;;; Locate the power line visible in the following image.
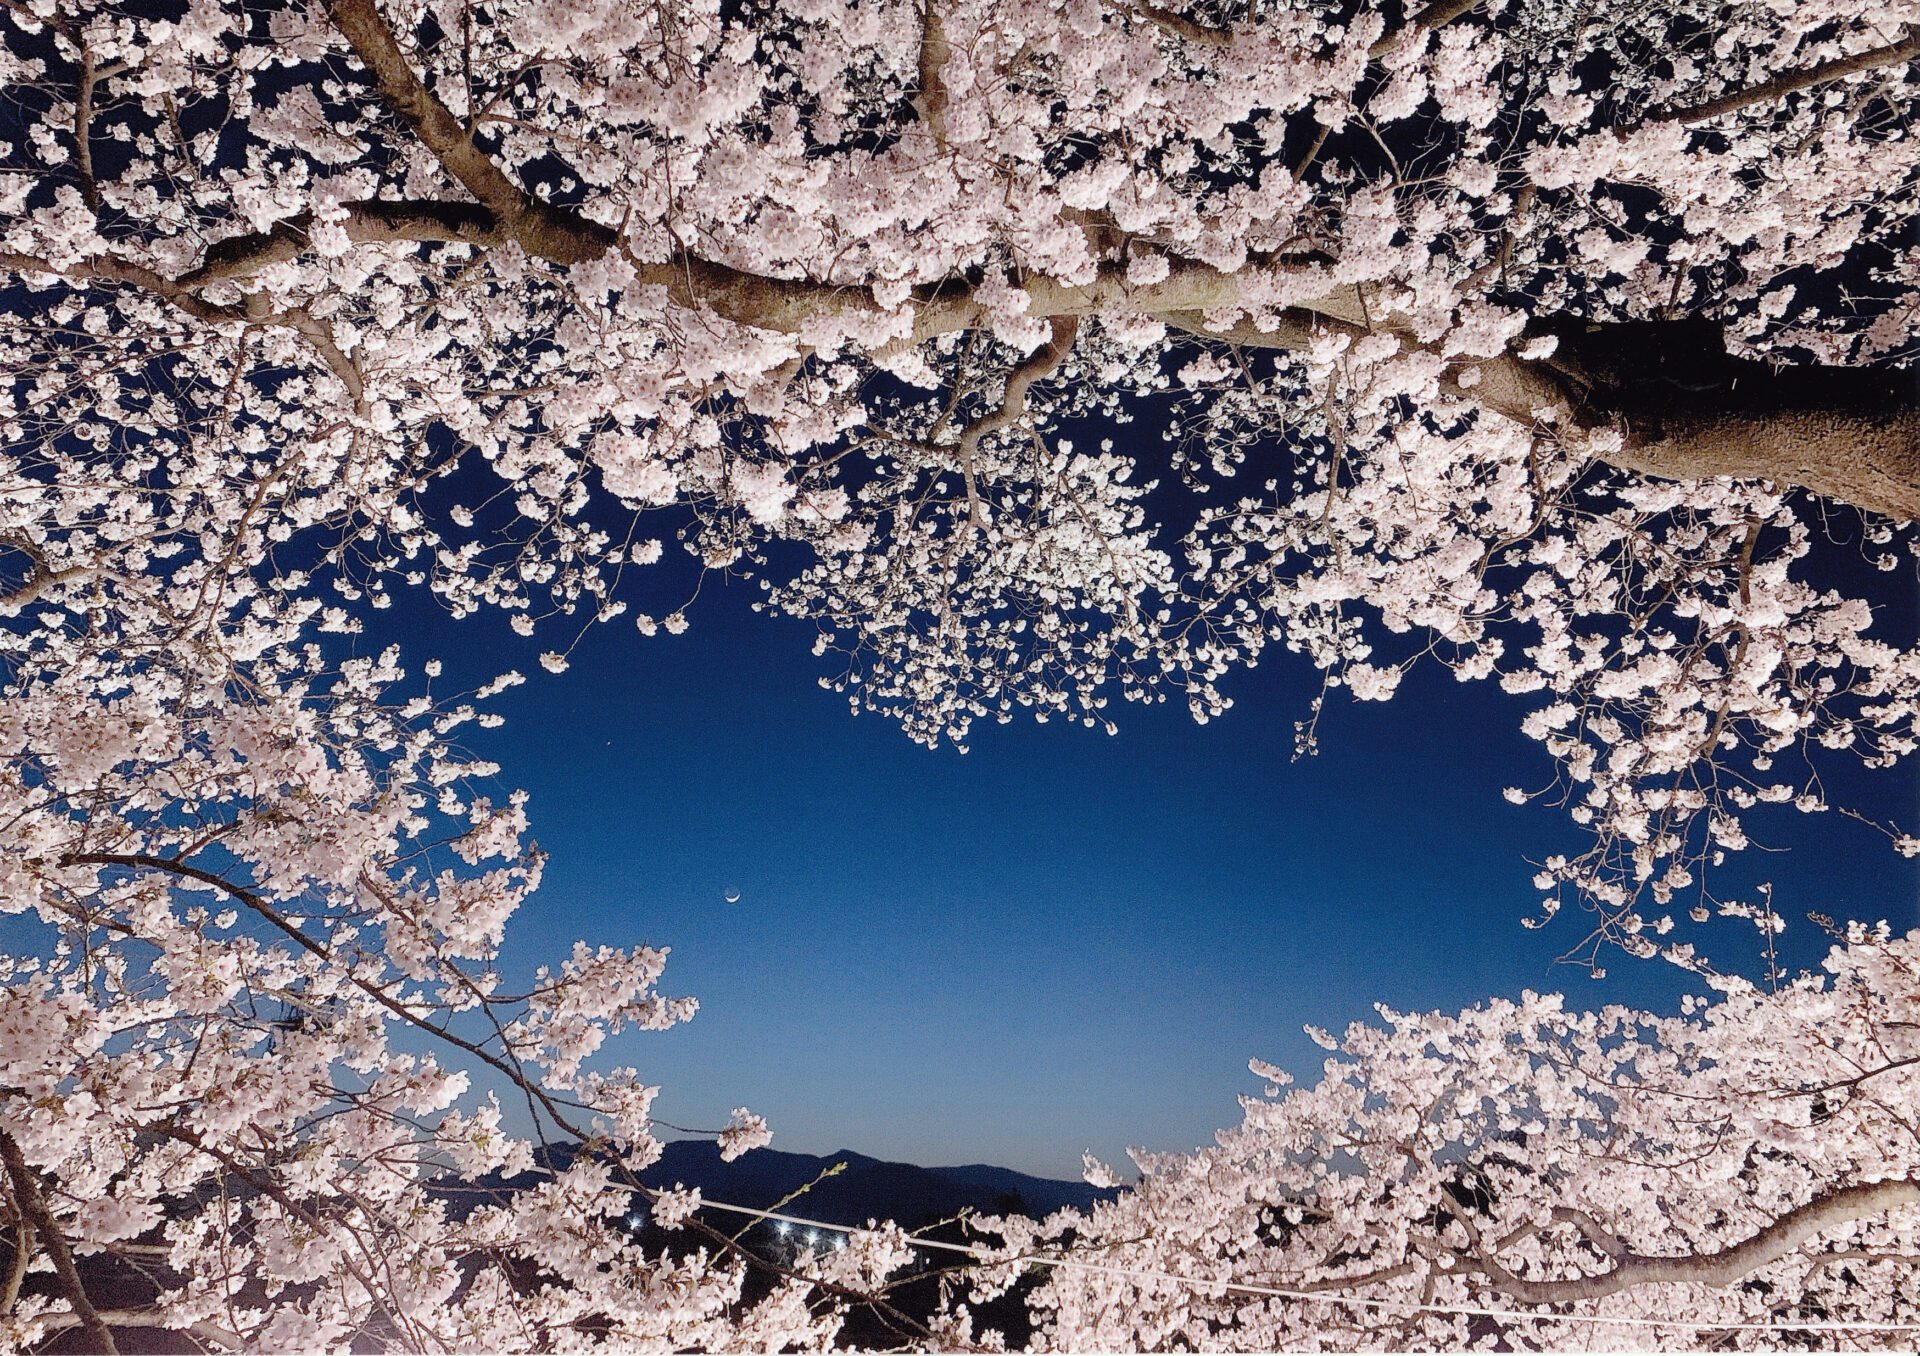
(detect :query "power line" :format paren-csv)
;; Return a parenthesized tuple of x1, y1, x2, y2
(683, 1197, 1920, 1337)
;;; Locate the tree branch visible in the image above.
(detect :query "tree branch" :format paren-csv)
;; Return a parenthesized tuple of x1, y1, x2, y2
(1, 248, 365, 406)
(1798, 1054, 1920, 1099)
(74, 44, 101, 214)
(150, 1120, 424, 1347)
(953, 316, 1080, 525)
(1, 1181, 31, 1317)
(281, 307, 368, 410)
(1540, 319, 1920, 520)
(37, 1309, 243, 1350)
(0, 251, 244, 325)
(1125, 0, 1232, 48)
(0, 1127, 119, 1356)
(60, 851, 619, 1156)
(1369, 0, 1483, 60)
(1654, 29, 1920, 126)
(1551, 1206, 1630, 1260)
(0, 0, 77, 46)
(0, 532, 103, 612)
(322, 0, 614, 266)
(178, 199, 512, 286)
(1162, 305, 1370, 353)
(913, 1, 954, 147)
(1472, 1177, 1920, 1304)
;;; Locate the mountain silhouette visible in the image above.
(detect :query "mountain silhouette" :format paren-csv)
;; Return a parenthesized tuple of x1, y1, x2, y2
(635, 1140, 1115, 1230)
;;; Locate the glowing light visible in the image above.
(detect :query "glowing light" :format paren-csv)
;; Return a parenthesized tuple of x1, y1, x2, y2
(775, 1221, 789, 1236)
(806, 1230, 818, 1246)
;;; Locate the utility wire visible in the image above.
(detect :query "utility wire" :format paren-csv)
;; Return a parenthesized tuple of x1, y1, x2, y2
(680, 1196, 1920, 1336)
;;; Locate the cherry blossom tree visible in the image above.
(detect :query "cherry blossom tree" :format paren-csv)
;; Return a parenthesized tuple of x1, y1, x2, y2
(0, 624, 922, 1346)
(997, 924, 1920, 1351)
(8, 0, 1910, 957)
(3, 0, 1920, 1345)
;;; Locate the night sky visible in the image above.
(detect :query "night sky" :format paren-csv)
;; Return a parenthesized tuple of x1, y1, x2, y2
(389, 545, 1920, 1182)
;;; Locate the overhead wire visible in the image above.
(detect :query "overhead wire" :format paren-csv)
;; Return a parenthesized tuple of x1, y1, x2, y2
(679, 1196, 1920, 1337)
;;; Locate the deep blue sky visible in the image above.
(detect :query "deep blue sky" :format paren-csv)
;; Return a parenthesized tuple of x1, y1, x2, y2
(391, 554, 1920, 1181)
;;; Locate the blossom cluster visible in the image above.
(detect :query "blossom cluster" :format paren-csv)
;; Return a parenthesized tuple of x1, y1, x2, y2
(1003, 927, 1920, 1350)
(1, 0, 1918, 1343)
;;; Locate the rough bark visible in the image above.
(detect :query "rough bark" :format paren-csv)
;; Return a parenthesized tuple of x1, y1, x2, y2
(1472, 1176, 1920, 1305)
(323, 0, 614, 265)
(1526, 320, 1920, 521)
(1655, 28, 1920, 126)
(912, 2, 953, 144)
(66, 0, 1920, 523)
(0, 1127, 119, 1356)
(1220, 310, 1920, 522)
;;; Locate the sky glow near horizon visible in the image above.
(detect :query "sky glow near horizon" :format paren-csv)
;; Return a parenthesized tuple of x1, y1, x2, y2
(380, 542, 1920, 1183)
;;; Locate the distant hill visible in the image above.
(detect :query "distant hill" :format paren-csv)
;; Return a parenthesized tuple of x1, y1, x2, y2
(635, 1140, 1116, 1230)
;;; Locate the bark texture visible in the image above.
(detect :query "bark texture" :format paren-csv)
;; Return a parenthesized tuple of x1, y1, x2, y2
(93, 0, 1920, 524)
(0, 1128, 119, 1356)
(1474, 1176, 1920, 1305)
(1539, 320, 1920, 520)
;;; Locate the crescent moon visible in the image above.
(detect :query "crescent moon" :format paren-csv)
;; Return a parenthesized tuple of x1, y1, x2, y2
(724, 889, 741, 903)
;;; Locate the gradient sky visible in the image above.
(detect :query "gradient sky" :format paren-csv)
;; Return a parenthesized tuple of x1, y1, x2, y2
(383, 544, 1920, 1181)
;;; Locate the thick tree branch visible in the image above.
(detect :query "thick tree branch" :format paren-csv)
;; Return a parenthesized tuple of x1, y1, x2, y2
(178, 199, 512, 285)
(1533, 320, 1920, 520)
(911, 260, 1366, 348)
(169, 197, 833, 346)
(322, 0, 614, 266)
(1603, 400, 1920, 521)
(1369, 0, 1483, 59)
(2, 1183, 30, 1316)
(74, 45, 101, 213)
(280, 306, 368, 409)
(0, 1127, 119, 1356)
(0, 250, 244, 325)
(1124, 0, 1232, 47)
(1415, 318, 1920, 520)
(1470, 1177, 1920, 1304)
(38, 1309, 243, 1350)
(913, 2, 953, 146)
(0, 561, 99, 613)
(954, 316, 1080, 524)
(1654, 29, 1920, 126)
(1550, 1206, 1630, 1260)
(1162, 305, 1370, 352)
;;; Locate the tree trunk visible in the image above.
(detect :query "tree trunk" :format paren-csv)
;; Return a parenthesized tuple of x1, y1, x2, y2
(1472, 319, 1920, 520)
(1557, 319, 1920, 519)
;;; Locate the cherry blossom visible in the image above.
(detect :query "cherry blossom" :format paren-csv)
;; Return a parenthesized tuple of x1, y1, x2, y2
(1003, 925, 1920, 1351)
(2, 0, 1919, 1344)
